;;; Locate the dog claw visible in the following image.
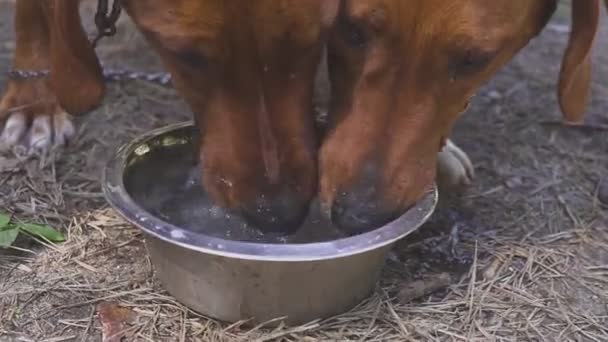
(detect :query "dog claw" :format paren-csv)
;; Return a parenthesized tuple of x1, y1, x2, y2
(1, 112, 27, 147)
(1, 110, 75, 152)
(436, 139, 474, 190)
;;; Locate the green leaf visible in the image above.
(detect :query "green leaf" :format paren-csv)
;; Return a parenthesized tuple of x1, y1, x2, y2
(18, 223, 65, 243)
(0, 214, 10, 229)
(0, 227, 19, 247)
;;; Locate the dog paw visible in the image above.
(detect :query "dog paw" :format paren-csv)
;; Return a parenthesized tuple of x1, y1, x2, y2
(0, 80, 75, 152)
(436, 139, 474, 190)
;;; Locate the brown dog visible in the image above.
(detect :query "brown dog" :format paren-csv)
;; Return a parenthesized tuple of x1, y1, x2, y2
(319, 0, 606, 232)
(0, 0, 339, 232)
(1, 1, 604, 234)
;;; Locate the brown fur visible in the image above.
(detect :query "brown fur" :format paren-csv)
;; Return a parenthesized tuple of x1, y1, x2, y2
(1, 0, 339, 231)
(123, 0, 339, 230)
(319, 0, 606, 231)
(47, 0, 105, 114)
(1, 2, 71, 127)
(1, 0, 604, 233)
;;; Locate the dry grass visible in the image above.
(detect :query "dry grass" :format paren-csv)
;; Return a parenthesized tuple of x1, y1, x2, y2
(1, 1, 608, 341)
(1, 207, 607, 341)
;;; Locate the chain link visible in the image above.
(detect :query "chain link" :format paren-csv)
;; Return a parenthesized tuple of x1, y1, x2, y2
(6, 69, 50, 79)
(102, 67, 172, 86)
(6, 66, 172, 86)
(92, 0, 122, 47)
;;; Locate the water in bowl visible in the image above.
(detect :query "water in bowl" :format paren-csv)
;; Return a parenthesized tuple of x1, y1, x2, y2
(124, 143, 347, 244)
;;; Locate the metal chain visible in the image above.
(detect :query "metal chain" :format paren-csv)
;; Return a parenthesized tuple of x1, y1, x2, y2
(92, 0, 122, 47)
(101, 67, 172, 86)
(6, 69, 50, 80)
(6, 65, 173, 87)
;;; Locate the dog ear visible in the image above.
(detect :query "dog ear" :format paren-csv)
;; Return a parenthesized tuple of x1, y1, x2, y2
(47, 0, 105, 115)
(557, 0, 600, 124)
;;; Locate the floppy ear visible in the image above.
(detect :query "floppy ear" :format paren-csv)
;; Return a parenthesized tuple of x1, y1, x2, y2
(557, 0, 600, 124)
(47, 0, 105, 114)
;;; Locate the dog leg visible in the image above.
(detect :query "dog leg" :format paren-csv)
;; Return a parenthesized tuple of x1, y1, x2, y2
(0, 1, 76, 151)
(436, 139, 474, 191)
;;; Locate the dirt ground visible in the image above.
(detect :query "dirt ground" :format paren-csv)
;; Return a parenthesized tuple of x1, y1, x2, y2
(1, 1, 607, 341)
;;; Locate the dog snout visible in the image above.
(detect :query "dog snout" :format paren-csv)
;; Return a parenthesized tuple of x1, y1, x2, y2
(330, 185, 400, 235)
(322, 160, 401, 234)
(240, 187, 310, 234)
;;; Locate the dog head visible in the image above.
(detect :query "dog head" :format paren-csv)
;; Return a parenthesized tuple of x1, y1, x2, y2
(49, 0, 339, 232)
(120, 0, 339, 232)
(319, 0, 604, 233)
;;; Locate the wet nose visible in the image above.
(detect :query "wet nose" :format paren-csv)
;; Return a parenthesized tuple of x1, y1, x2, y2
(240, 188, 310, 234)
(330, 187, 399, 235)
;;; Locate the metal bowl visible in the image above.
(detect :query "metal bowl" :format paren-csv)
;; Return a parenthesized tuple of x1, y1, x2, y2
(102, 121, 438, 326)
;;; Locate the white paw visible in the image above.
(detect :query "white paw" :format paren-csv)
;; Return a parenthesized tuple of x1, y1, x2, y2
(0, 110, 75, 152)
(436, 139, 474, 190)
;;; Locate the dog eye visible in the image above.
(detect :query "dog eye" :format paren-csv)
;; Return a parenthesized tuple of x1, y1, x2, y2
(339, 18, 368, 48)
(451, 49, 494, 78)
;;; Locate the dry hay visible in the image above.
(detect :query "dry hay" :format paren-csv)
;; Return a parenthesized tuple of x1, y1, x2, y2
(1, 0, 608, 341)
(1, 204, 607, 341)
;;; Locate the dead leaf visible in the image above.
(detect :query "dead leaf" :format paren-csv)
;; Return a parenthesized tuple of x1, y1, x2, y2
(97, 302, 135, 342)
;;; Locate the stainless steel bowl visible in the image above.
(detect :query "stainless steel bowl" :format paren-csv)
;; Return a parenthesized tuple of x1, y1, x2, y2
(102, 121, 438, 326)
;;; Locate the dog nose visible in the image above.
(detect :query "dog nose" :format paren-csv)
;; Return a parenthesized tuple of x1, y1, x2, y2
(330, 188, 398, 235)
(240, 188, 310, 234)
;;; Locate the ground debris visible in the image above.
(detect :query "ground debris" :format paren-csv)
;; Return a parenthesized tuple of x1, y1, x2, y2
(1, 1, 608, 340)
(397, 272, 452, 304)
(97, 301, 135, 342)
(598, 177, 608, 206)
(0, 156, 19, 172)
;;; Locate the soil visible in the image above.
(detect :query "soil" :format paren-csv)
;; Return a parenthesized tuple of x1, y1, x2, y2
(1, 1, 607, 341)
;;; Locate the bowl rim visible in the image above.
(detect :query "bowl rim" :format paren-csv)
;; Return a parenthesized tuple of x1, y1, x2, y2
(102, 121, 438, 262)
